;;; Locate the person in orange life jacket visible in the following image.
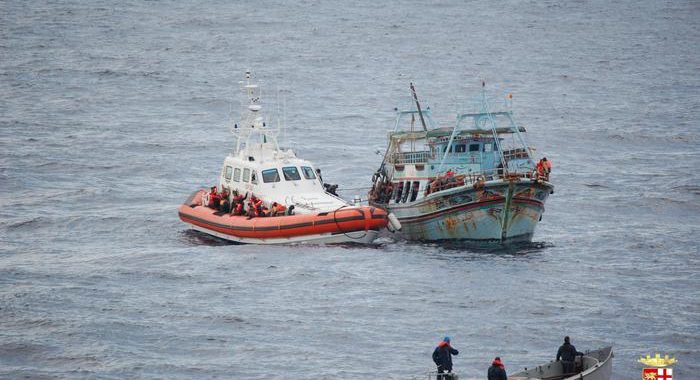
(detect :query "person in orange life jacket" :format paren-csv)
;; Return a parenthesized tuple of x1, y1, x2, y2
(432, 336, 458, 379)
(246, 196, 264, 219)
(536, 157, 551, 180)
(536, 159, 546, 179)
(231, 192, 248, 216)
(487, 357, 507, 380)
(542, 157, 552, 175)
(255, 199, 265, 217)
(270, 202, 287, 217)
(233, 201, 245, 216)
(208, 186, 221, 209)
(246, 196, 257, 219)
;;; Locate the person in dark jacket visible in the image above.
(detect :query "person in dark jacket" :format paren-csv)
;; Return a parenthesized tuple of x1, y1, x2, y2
(556, 336, 581, 374)
(432, 336, 458, 379)
(487, 357, 507, 380)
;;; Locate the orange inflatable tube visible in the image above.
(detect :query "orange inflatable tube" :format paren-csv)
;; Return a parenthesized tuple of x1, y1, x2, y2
(179, 190, 389, 239)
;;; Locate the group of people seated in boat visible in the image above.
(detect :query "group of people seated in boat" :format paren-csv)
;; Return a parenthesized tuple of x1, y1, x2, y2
(425, 170, 466, 195)
(369, 170, 467, 204)
(205, 186, 295, 218)
(369, 181, 401, 204)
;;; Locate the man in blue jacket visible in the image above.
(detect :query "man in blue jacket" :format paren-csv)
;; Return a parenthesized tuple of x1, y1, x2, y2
(556, 336, 581, 374)
(432, 336, 458, 379)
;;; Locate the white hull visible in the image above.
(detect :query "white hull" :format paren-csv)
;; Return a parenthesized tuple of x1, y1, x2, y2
(190, 224, 380, 245)
(510, 346, 613, 380)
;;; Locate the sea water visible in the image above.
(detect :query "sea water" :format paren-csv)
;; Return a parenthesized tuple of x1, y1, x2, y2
(1, 1, 698, 379)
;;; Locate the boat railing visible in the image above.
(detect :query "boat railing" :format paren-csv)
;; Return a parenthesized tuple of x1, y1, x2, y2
(471, 167, 542, 183)
(424, 167, 540, 196)
(391, 151, 431, 164)
(502, 147, 531, 161)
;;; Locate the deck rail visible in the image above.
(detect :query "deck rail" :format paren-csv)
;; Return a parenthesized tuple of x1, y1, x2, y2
(502, 147, 531, 161)
(391, 151, 431, 164)
(424, 167, 544, 196)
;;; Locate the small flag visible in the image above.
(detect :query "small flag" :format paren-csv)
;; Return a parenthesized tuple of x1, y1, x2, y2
(643, 368, 672, 380)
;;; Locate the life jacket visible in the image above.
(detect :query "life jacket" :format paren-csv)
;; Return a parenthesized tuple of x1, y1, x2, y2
(536, 161, 546, 176)
(209, 189, 221, 208)
(248, 198, 263, 217)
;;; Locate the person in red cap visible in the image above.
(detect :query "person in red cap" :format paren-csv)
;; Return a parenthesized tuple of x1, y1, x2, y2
(432, 336, 458, 379)
(487, 356, 507, 380)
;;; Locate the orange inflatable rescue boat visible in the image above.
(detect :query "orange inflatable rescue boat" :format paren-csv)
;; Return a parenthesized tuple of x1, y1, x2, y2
(179, 190, 391, 244)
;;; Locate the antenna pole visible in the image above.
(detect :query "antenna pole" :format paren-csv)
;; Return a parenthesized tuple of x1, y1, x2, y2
(410, 82, 428, 132)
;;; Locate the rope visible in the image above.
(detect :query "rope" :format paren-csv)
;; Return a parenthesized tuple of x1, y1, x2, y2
(336, 186, 371, 192)
(332, 205, 367, 241)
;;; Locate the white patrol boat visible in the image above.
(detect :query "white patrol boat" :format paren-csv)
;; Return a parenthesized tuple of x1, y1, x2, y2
(178, 71, 398, 244)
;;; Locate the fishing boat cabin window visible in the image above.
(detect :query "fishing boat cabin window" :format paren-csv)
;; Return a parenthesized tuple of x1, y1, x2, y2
(454, 144, 466, 153)
(484, 143, 493, 152)
(262, 168, 281, 183)
(401, 181, 410, 203)
(282, 166, 301, 181)
(224, 166, 233, 181)
(301, 166, 316, 180)
(469, 143, 480, 152)
(251, 171, 258, 185)
(243, 168, 250, 183)
(394, 182, 404, 203)
(233, 168, 241, 182)
(409, 181, 420, 202)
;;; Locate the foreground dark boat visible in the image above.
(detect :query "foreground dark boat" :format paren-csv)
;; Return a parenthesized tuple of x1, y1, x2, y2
(510, 346, 613, 380)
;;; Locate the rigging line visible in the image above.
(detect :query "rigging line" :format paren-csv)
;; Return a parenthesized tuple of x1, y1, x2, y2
(332, 205, 367, 240)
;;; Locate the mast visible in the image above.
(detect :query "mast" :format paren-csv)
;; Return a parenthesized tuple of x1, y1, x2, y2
(410, 82, 428, 132)
(232, 70, 280, 156)
(479, 81, 507, 171)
